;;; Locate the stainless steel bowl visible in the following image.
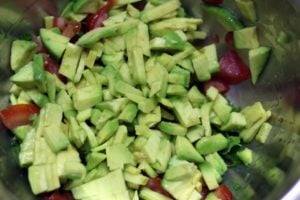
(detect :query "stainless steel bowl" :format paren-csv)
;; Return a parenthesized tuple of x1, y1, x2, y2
(0, 0, 299, 199)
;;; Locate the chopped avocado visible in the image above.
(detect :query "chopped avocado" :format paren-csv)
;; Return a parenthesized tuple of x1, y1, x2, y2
(240, 110, 271, 143)
(220, 112, 247, 131)
(142, 133, 161, 163)
(77, 19, 139, 46)
(192, 53, 211, 82)
(159, 121, 187, 136)
(12, 124, 32, 141)
(199, 162, 219, 190)
(235, 0, 257, 23)
(241, 102, 267, 128)
(73, 85, 102, 111)
(196, 134, 228, 155)
(186, 125, 204, 143)
(124, 172, 149, 186)
(233, 26, 259, 49)
(255, 122, 272, 144)
(175, 136, 204, 163)
(205, 153, 227, 176)
(206, 192, 220, 200)
(200, 4, 243, 31)
(40, 28, 70, 60)
(118, 102, 138, 123)
(200, 103, 212, 136)
(19, 129, 36, 167)
(10, 62, 35, 88)
(139, 187, 170, 200)
(59, 43, 82, 80)
(249, 46, 272, 84)
(10, 40, 37, 71)
(140, 0, 180, 23)
(106, 144, 135, 170)
(33, 137, 56, 165)
(171, 97, 201, 128)
(212, 94, 232, 123)
(162, 159, 201, 200)
(97, 118, 119, 144)
(73, 0, 101, 14)
(86, 152, 106, 171)
(71, 170, 130, 200)
(200, 44, 220, 74)
(236, 148, 253, 166)
(152, 138, 172, 173)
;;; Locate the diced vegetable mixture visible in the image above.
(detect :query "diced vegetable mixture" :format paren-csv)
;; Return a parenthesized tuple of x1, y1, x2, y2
(0, 0, 273, 199)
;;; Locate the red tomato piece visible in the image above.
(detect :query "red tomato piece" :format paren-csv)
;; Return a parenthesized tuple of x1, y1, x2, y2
(40, 190, 74, 200)
(53, 17, 81, 39)
(225, 32, 234, 48)
(215, 185, 234, 200)
(216, 50, 251, 84)
(0, 104, 40, 129)
(53, 17, 68, 32)
(203, 79, 230, 94)
(43, 55, 67, 83)
(202, 0, 224, 5)
(146, 178, 174, 199)
(83, 0, 116, 31)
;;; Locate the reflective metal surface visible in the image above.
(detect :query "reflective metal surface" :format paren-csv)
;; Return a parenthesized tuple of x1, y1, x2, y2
(0, 0, 299, 199)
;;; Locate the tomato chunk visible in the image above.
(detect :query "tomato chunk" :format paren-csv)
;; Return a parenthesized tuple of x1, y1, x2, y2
(43, 54, 67, 83)
(225, 32, 234, 48)
(202, 0, 224, 5)
(83, 0, 116, 31)
(40, 190, 74, 200)
(0, 104, 40, 129)
(215, 185, 233, 200)
(53, 17, 81, 39)
(203, 79, 230, 94)
(216, 50, 251, 84)
(146, 177, 174, 199)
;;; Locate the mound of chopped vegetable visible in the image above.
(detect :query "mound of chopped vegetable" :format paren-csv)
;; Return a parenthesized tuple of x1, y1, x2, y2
(0, 0, 273, 199)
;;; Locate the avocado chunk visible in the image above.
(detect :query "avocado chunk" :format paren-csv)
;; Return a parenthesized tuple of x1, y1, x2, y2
(59, 43, 82, 81)
(199, 162, 219, 190)
(175, 136, 204, 163)
(196, 134, 228, 155)
(159, 121, 187, 136)
(233, 26, 259, 49)
(19, 129, 36, 167)
(106, 144, 135, 170)
(249, 46, 272, 84)
(10, 62, 35, 88)
(71, 169, 130, 200)
(40, 28, 70, 60)
(73, 85, 102, 111)
(73, 0, 101, 14)
(10, 40, 37, 71)
(235, 0, 257, 23)
(139, 187, 171, 200)
(237, 148, 253, 166)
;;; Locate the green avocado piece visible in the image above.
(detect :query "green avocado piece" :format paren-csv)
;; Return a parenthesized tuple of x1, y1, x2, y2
(10, 62, 35, 88)
(196, 134, 228, 155)
(175, 136, 204, 163)
(233, 26, 259, 49)
(249, 46, 272, 84)
(10, 40, 37, 71)
(73, 85, 102, 111)
(59, 43, 82, 81)
(235, 0, 257, 23)
(40, 28, 70, 60)
(199, 162, 219, 190)
(73, 0, 101, 14)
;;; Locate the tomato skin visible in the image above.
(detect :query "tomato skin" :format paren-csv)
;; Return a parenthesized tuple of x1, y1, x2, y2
(202, 0, 224, 5)
(83, 0, 116, 31)
(203, 79, 229, 94)
(146, 178, 174, 199)
(43, 55, 67, 83)
(0, 104, 40, 129)
(216, 50, 251, 84)
(215, 185, 233, 200)
(53, 17, 81, 39)
(40, 190, 74, 200)
(225, 32, 234, 48)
